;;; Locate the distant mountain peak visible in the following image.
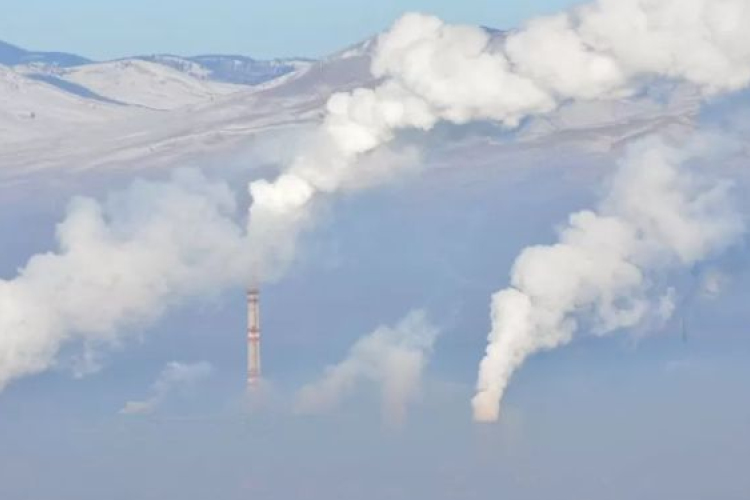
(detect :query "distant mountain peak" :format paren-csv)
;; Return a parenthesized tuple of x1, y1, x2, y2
(0, 39, 91, 67)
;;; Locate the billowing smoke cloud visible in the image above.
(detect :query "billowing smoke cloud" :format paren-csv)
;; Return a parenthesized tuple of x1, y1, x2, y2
(472, 139, 746, 422)
(0, 171, 250, 389)
(246, 0, 750, 281)
(296, 310, 439, 426)
(120, 361, 213, 415)
(245, 0, 750, 421)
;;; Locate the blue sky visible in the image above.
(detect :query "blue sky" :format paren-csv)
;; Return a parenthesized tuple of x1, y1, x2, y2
(1, 0, 581, 59)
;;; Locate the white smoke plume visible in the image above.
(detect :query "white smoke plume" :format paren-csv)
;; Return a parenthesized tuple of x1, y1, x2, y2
(120, 361, 213, 415)
(0, 170, 251, 390)
(472, 139, 746, 422)
(246, 1, 750, 421)
(296, 310, 439, 426)
(246, 0, 750, 282)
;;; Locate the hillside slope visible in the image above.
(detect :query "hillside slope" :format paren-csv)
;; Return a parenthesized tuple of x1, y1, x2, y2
(51, 59, 245, 110)
(0, 34, 704, 177)
(0, 65, 140, 145)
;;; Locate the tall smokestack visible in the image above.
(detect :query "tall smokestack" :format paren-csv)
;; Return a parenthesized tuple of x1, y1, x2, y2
(247, 289, 261, 389)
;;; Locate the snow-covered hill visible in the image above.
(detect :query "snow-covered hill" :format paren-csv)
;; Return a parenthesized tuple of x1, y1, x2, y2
(36, 59, 246, 110)
(0, 40, 91, 67)
(1, 38, 314, 88)
(0, 33, 704, 178)
(0, 64, 140, 144)
(138, 54, 313, 85)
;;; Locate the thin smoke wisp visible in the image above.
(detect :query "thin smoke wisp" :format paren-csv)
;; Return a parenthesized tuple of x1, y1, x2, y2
(296, 310, 439, 426)
(120, 361, 213, 415)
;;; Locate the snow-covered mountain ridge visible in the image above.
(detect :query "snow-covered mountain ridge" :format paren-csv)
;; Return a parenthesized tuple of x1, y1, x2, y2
(23, 59, 246, 110)
(0, 34, 703, 179)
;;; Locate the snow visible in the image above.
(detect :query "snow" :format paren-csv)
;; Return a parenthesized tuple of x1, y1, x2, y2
(51, 59, 245, 110)
(0, 37, 705, 180)
(139, 55, 213, 80)
(0, 64, 139, 145)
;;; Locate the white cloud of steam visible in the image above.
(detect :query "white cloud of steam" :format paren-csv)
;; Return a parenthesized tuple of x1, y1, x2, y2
(296, 310, 439, 426)
(120, 361, 213, 415)
(246, 1, 750, 422)
(0, 170, 252, 390)
(245, 143, 421, 283)
(472, 139, 746, 422)
(247, 0, 750, 285)
(373, 0, 750, 126)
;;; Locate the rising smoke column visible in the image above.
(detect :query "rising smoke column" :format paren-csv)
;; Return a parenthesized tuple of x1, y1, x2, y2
(246, 0, 750, 269)
(472, 139, 745, 422)
(296, 310, 439, 426)
(241, 0, 750, 419)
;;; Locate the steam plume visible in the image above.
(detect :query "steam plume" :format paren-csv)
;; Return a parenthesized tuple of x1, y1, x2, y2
(0, 171, 249, 389)
(246, 1, 750, 420)
(472, 139, 745, 422)
(296, 310, 438, 426)
(246, 0, 750, 282)
(120, 361, 213, 415)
